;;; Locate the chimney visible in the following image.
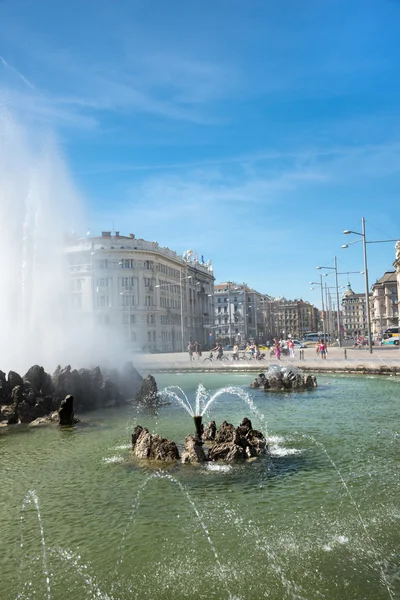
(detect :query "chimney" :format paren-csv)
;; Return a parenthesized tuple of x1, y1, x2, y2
(115, 231, 120, 237)
(101, 231, 111, 237)
(129, 233, 135, 239)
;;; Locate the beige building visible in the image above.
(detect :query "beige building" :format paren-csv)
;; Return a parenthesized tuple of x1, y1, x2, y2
(212, 283, 267, 344)
(394, 242, 400, 322)
(66, 232, 214, 352)
(269, 298, 319, 340)
(371, 271, 398, 335)
(341, 283, 372, 339)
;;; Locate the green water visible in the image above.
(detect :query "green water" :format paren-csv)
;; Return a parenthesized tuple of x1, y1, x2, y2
(0, 373, 399, 600)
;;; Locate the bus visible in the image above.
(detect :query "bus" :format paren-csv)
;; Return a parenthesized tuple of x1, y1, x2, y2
(303, 332, 331, 343)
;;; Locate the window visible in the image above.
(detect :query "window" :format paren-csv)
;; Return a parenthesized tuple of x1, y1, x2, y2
(120, 276, 134, 287)
(96, 277, 109, 288)
(122, 295, 134, 307)
(97, 259, 108, 269)
(121, 259, 135, 269)
(97, 295, 110, 307)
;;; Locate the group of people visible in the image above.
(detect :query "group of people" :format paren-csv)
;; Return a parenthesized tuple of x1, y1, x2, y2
(187, 341, 202, 360)
(272, 338, 295, 360)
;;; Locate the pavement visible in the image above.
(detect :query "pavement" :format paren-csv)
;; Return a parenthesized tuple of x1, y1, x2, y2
(132, 346, 400, 374)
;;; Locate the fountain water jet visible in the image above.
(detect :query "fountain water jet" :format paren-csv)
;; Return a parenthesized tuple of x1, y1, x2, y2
(161, 384, 268, 439)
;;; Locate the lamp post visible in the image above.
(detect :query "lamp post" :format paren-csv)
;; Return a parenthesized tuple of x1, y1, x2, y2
(316, 258, 342, 346)
(343, 217, 399, 354)
(179, 272, 192, 353)
(310, 273, 328, 342)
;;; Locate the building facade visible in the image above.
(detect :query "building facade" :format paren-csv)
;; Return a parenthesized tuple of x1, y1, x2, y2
(394, 242, 400, 322)
(341, 283, 372, 339)
(212, 283, 267, 345)
(269, 298, 319, 340)
(66, 232, 214, 352)
(371, 271, 399, 335)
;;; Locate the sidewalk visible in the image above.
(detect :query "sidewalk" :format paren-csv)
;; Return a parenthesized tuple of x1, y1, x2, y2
(132, 347, 400, 375)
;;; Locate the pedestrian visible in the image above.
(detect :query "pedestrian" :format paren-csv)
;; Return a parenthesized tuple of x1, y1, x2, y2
(319, 340, 326, 359)
(316, 340, 320, 355)
(187, 342, 194, 361)
(232, 342, 239, 361)
(274, 340, 281, 360)
(254, 343, 260, 360)
(288, 338, 295, 358)
(194, 341, 200, 359)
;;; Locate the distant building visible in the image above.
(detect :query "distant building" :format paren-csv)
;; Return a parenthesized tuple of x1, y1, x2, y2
(394, 242, 400, 323)
(212, 283, 268, 344)
(371, 271, 398, 335)
(341, 283, 372, 338)
(65, 232, 214, 352)
(268, 298, 319, 340)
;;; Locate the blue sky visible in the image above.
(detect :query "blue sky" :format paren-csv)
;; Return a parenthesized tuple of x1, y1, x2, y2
(1, 0, 400, 306)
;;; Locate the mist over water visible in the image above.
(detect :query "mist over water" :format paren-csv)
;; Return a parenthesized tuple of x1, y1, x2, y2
(0, 109, 124, 373)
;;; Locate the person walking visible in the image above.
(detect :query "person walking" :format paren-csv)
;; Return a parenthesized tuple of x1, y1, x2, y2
(232, 342, 239, 361)
(288, 338, 295, 358)
(319, 340, 327, 359)
(274, 340, 281, 360)
(187, 342, 194, 361)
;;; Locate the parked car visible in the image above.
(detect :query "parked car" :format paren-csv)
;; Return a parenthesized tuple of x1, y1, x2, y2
(291, 339, 306, 349)
(382, 337, 399, 346)
(222, 344, 234, 351)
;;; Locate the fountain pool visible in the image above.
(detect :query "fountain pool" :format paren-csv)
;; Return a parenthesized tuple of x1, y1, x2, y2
(1, 372, 399, 599)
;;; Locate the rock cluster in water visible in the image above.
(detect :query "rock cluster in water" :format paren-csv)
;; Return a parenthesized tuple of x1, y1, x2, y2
(0, 362, 156, 426)
(131, 417, 267, 464)
(250, 365, 317, 391)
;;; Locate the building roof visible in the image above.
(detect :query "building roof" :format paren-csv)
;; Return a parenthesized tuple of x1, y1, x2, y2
(373, 271, 397, 285)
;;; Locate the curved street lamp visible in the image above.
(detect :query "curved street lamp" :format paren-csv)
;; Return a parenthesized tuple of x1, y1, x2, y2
(343, 217, 399, 354)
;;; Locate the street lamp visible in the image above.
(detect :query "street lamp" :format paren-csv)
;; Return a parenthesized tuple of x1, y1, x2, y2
(316, 257, 342, 347)
(343, 217, 399, 354)
(310, 273, 328, 342)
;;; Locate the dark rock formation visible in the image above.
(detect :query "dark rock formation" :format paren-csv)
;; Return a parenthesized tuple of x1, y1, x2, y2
(251, 368, 317, 391)
(130, 417, 267, 465)
(58, 394, 77, 426)
(208, 418, 267, 462)
(202, 420, 217, 441)
(134, 375, 159, 407)
(132, 426, 180, 461)
(0, 370, 11, 405)
(181, 434, 207, 464)
(0, 361, 148, 426)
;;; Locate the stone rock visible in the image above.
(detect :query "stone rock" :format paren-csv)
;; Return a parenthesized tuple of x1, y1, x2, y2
(23, 365, 54, 395)
(181, 434, 207, 464)
(0, 370, 11, 405)
(134, 375, 159, 407)
(208, 442, 245, 462)
(251, 369, 318, 391)
(8, 370, 23, 390)
(120, 362, 143, 399)
(58, 394, 77, 426)
(250, 374, 267, 389)
(0, 404, 18, 424)
(202, 420, 217, 441)
(208, 418, 267, 462)
(132, 426, 180, 461)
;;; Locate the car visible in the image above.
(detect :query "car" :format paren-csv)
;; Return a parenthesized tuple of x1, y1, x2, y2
(282, 339, 306, 349)
(382, 337, 399, 346)
(291, 339, 306, 349)
(222, 344, 234, 351)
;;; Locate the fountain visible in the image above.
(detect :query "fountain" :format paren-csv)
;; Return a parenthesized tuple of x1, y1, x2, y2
(3, 372, 399, 599)
(250, 364, 318, 391)
(0, 109, 132, 374)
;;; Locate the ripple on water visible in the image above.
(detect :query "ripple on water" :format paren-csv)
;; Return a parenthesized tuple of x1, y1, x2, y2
(102, 456, 124, 464)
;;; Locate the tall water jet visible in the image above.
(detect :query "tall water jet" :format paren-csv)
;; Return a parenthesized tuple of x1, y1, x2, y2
(0, 110, 129, 372)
